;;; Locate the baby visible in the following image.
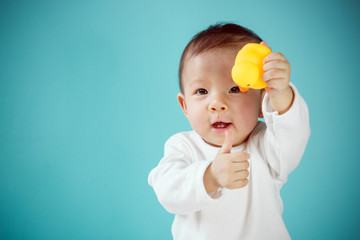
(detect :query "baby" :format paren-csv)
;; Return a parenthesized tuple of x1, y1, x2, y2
(148, 23, 310, 240)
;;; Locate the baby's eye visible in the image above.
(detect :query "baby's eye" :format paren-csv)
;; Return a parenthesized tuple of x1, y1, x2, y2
(229, 86, 240, 93)
(196, 88, 208, 95)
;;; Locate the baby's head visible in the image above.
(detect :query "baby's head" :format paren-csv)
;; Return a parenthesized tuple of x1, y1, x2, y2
(177, 23, 264, 147)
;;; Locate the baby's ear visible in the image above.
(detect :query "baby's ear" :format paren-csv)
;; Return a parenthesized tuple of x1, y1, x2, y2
(259, 108, 264, 118)
(177, 93, 188, 116)
(258, 90, 266, 118)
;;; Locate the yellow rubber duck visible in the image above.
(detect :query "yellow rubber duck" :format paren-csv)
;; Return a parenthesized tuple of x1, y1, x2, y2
(231, 43, 271, 92)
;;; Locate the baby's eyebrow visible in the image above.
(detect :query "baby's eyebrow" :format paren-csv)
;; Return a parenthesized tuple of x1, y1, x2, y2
(187, 78, 206, 88)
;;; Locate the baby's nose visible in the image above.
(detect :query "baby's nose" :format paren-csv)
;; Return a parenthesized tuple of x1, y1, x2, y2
(209, 99, 228, 112)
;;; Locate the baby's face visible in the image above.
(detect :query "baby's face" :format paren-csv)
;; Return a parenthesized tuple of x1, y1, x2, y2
(178, 48, 262, 147)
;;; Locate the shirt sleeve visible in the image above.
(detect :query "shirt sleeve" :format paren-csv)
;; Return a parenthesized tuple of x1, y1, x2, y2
(260, 83, 311, 185)
(148, 134, 221, 215)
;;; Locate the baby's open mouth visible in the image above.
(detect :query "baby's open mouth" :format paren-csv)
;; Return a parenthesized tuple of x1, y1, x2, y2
(212, 122, 231, 129)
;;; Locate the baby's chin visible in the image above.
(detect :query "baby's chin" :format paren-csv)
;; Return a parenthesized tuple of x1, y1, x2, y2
(202, 135, 246, 148)
(202, 135, 229, 148)
(202, 138, 223, 148)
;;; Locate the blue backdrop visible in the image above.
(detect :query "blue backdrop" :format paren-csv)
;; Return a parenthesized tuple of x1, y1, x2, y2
(1, 0, 359, 239)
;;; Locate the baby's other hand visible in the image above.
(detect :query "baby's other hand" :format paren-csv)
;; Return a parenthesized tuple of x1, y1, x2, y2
(260, 41, 294, 114)
(261, 41, 291, 97)
(204, 131, 250, 192)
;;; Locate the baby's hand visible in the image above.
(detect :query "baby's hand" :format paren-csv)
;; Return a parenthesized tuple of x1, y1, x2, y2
(204, 131, 250, 192)
(261, 41, 291, 96)
(260, 41, 294, 114)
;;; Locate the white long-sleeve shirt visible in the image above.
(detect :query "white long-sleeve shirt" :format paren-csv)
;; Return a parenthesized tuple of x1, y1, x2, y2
(148, 84, 310, 240)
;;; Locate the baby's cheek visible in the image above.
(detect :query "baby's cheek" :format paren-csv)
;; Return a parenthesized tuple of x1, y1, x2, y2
(240, 97, 261, 121)
(187, 110, 206, 133)
(237, 107, 259, 127)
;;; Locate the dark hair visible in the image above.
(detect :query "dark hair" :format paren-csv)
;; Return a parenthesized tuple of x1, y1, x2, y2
(178, 23, 263, 93)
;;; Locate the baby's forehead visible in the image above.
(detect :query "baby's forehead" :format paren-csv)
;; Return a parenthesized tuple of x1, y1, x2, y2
(185, 47, 238, 68)
(183, 47, 238, 72)
(188, 45, 241, 59)
(182, 48, 237, 86)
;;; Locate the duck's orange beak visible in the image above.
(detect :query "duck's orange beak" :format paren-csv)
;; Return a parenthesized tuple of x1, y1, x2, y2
(240, 87, 249, 93)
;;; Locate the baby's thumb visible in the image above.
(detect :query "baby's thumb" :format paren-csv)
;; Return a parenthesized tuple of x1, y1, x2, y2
(219, 131, 232, 154)
(260, 41, 271, 50)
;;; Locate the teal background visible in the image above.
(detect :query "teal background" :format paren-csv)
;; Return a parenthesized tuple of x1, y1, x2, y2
(1, 0, 359, 239)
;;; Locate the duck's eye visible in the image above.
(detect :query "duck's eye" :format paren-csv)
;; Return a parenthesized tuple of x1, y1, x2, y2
(229, 86, 240, 93)
(196, 89, 208, 95)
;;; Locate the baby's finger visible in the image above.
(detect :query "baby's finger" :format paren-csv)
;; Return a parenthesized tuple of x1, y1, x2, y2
(265, 79, 284, 90)
(260, 41, 271, 51)
(263, 68, 288, 82)
(234, 170, 249, 180)
(264, 52, 287, 64)
(263, 60, 289, 72)
(231, 179, 248, 189)
(265, 80, 290, 93)
(231, 152, 250, 162)
(219, 130, 232, 154)
(233, 160, 250, 171)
